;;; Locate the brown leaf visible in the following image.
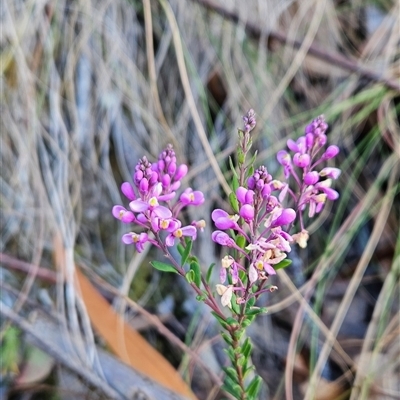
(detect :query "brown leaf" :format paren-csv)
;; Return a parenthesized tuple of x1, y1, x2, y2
(74, 267, 197, 399)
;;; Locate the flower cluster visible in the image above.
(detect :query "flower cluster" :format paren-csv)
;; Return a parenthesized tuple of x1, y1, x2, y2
(276, 115, 341, 247)
(112, 145, 205, 252)
(211, 112, 341, 307)
(111, 110, 341, 400)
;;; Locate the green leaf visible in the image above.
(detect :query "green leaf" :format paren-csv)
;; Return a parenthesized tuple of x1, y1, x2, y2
(235, 234, 246, 249)
(211, 311, 228, 329)
(229, 192, 239, 213)
(190, 260, 201, 288)
(185, 270, 195, 284)
(206, 263, 215, 284)
(246, 165, 254, 179)
(224, 347, 236, 363)
(242, 338, 252, 359)
(246, 296, 256, 308)
(245, 307, 265, 317)
(232, 174, 239, 192)
(180, 239, 193, 266)
(150, 261, 178, 274)
(274, 259, 292, 270)
(246, 150, 258, 170)
(246, 376, 263, 398)
(177, 243, 184, 256)
(222, 380, 242, 398)
(229, 156, 238, 179)
(230, 293, 241, 315)
(196, 294, 207, 302)
(223, 367, 239, 384)
(221, 332, 233, 346)
(225, 317, 238, 326)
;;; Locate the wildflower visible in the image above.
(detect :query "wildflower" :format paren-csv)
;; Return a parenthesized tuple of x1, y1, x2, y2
(112, 205, 135, 223)
(121, 182, 136, 201)
(243, 109, 256, 132)
(216, 284, 233, 308)
(211, 231, 236, 247)
(122, 232, 149, 252)
(179, 188, 205, 206)
(165, 220, 197, 247)
(292, 229, 309, 248)
(211, 209, 239, 230)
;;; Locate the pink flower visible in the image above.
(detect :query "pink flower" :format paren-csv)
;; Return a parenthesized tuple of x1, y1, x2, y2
(165, 221, 197, 247)
(122, 232, 149, 252)
(129, 197, 172, 218)
(211, 209, 239, 230)
(179, 188, 205, 206)
(239, 204, 255, 222)
(112, 206, 135, 223)
(211, 231, 235, 247)
(121, 182, 136, 200)
(271, 208, 296, 227)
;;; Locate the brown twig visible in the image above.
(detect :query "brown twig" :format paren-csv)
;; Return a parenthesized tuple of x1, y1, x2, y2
(0, 253, 57, 283)
(192, 0, 400, 92)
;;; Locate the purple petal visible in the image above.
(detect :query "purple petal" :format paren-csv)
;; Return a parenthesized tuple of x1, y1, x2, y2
(212, 231, 232, 246)
(215, 217, 236, 230)
(165, 234, 175, 247)
(162, 174, 171, 187)
(236, 187, 247, 203)
(139, 178, 149, 193)
(181, 225, 197, 237)
(211, 209, 229, 222)
(174, 164, 188, 181)
(272, 208, 296, 227)
(319, 167, 341, 179)
(112, 205, 126, 219)
(321, 187, 339, 200)
(121, 183, 136, 200)
(293, 153, 310, 168)
(122, 233, 135, 244)
(263, 263, 276, 276)
(322, 145, 339, 159)
(239, 204, 254, 221)
(129, 200, 149, 213)
(277, 150, 291, 166)
(170, 181, 181, 191)
(158, 192, 176, 201)
(304, 171, 319, 185)
(287, 139, 299, 152)
(220, 267, 227, 283)
(152, 206, 172, 218)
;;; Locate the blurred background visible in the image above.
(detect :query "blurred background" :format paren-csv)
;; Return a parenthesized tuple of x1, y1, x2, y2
(1, 0, 399, 399)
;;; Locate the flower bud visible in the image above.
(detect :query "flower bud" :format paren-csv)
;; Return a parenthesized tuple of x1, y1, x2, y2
(174, 164, 188, 181)
(319, 167, 341, 179)
(272, 208, 296, 227)
(322, 145, 340, 159)
(293, 153, 310, 168)
(121, 182, 136, 200)
(304, 171, 319, 185)
(240, 204, 255, 221)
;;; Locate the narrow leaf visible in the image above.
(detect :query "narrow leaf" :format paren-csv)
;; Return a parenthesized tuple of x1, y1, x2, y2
(229, 156, 238, 179)
(180, 239, 193, 266)
(190, 260, 201, 288)
(185, 270, 195, 284)
(246, 376, 263, 398)
(206, 263, 215, 284)
(177, 243, 184, 256)
(150, 261, 178, 274)
(235, 234, 246, 249)
(274, 259, 292, 270)
(229, 192, 239, 213)
(211, 311, 228, 329)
